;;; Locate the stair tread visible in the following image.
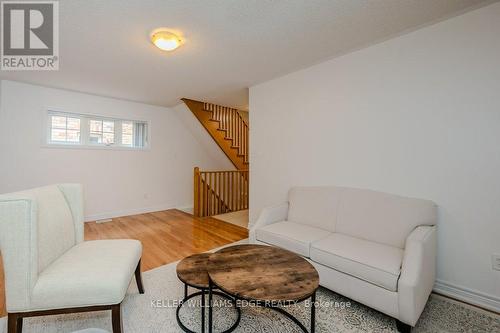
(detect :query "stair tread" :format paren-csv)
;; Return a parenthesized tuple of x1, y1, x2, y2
(184, 99, 249, 170)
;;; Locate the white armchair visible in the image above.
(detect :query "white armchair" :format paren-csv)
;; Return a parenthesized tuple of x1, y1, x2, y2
(0, 184, 144, 333)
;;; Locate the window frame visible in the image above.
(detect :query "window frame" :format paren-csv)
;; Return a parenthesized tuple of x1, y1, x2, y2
(44, 109, 150, 150)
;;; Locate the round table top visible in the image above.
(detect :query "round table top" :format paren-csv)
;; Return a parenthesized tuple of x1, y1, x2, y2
(208, 244, 319, 302)
(176, 253, 211, 288)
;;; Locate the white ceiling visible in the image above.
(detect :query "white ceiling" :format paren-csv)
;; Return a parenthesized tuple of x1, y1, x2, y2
(0, 0, 493, 109)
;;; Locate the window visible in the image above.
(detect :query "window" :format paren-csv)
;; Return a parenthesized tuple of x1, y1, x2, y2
(46, 111, 148, 149)
(89, 119, 115, 145)
(49, 115, 81, 143)
(121, 121, 148, 148)
(121, 121, 133, 146)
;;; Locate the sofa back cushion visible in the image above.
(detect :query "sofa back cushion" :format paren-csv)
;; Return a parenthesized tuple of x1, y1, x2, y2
(287, 186, 342, 232)
(336, 187, 436, 248)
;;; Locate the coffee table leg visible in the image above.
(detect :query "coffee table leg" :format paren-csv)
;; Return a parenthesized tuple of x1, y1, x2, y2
(208, 281, 213, 333)
(184, 283, 188, 299)
(311, 291, 316, 333)
(201, 289, 205, 333)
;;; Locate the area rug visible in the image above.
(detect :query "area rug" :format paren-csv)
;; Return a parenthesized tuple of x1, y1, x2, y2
(0, 244, 499, 332)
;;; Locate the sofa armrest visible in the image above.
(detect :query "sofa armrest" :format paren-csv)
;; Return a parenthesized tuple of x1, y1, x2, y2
(398, 225, 437, 326)
(249, 202, 289, 243)
(58, 184, 85, 244)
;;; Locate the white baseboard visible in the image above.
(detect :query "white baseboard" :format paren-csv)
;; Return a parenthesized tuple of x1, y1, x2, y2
(177, 206, 194, 214)
(84, 203, 192, 222)
(433, 279, 500, 313)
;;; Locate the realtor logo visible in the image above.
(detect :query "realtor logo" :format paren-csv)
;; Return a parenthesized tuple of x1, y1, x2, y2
(1, 0, 59, 70)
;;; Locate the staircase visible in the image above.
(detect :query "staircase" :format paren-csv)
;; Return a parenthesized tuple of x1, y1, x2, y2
(183, 98, 249, 218)
(182, 98, 249, 170)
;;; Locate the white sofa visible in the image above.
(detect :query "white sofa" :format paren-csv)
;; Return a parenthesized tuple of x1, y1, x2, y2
(250, 186, 437, 332)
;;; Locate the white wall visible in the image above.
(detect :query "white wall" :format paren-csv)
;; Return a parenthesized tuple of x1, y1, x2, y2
(250, 3, 500, 311)
(173, 103, 234, 171)
(0, 80, 230, 220)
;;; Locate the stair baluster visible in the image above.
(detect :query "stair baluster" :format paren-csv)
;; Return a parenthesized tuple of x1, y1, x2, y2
(193, 168, 249, 218)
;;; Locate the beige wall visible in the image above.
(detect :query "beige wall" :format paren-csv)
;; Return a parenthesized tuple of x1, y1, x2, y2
(0, 80, 230, 220)
(249, 3, 500, 311)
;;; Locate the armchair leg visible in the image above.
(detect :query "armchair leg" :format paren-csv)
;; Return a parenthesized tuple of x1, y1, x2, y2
(135, 259, 145, 294)
(111, 304, 122, 333)
(7, 313, 23, 333)
(9, 304, 127, 333)
(396, 320, 412, 333)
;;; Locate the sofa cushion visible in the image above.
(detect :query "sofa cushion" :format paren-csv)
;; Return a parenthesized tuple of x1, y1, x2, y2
(31, 239, 142, 310)
(336, 187, 437, 248)
(288, 186, 342, 232)
(310, 233, 403, 291)
(255, 221, 331, 257)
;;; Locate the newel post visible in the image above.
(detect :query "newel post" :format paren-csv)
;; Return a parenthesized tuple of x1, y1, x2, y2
(193, 167, 200, 217)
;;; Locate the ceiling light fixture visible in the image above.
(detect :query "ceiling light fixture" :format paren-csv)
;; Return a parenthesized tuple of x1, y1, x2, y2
(150, 30, 182, 52)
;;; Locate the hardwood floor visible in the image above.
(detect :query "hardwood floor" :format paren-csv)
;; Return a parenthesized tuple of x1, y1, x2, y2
(0, 209, 248, 317)
(213, 209, 249, 229)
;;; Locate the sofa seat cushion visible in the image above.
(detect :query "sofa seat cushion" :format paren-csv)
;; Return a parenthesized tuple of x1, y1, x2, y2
(31, 239, 142, 311)
(310, 233, 403, 291)
(255, 221, 331, 257)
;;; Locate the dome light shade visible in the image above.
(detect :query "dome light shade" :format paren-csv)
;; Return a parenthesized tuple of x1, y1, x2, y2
(151, 30, 182, 51)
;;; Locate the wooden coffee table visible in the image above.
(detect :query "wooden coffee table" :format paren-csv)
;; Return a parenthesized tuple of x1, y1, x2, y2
(207, 244, 319, 333)
(176, 253, 240, 333)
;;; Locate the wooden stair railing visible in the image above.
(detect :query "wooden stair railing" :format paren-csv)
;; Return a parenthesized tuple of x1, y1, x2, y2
(194, 167, 249, 217)
(182, 99, 249, 170)
(203, 102, 249, 164)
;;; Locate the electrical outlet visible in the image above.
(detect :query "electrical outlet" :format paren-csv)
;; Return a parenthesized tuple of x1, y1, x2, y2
(492, 254, 500, 271)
